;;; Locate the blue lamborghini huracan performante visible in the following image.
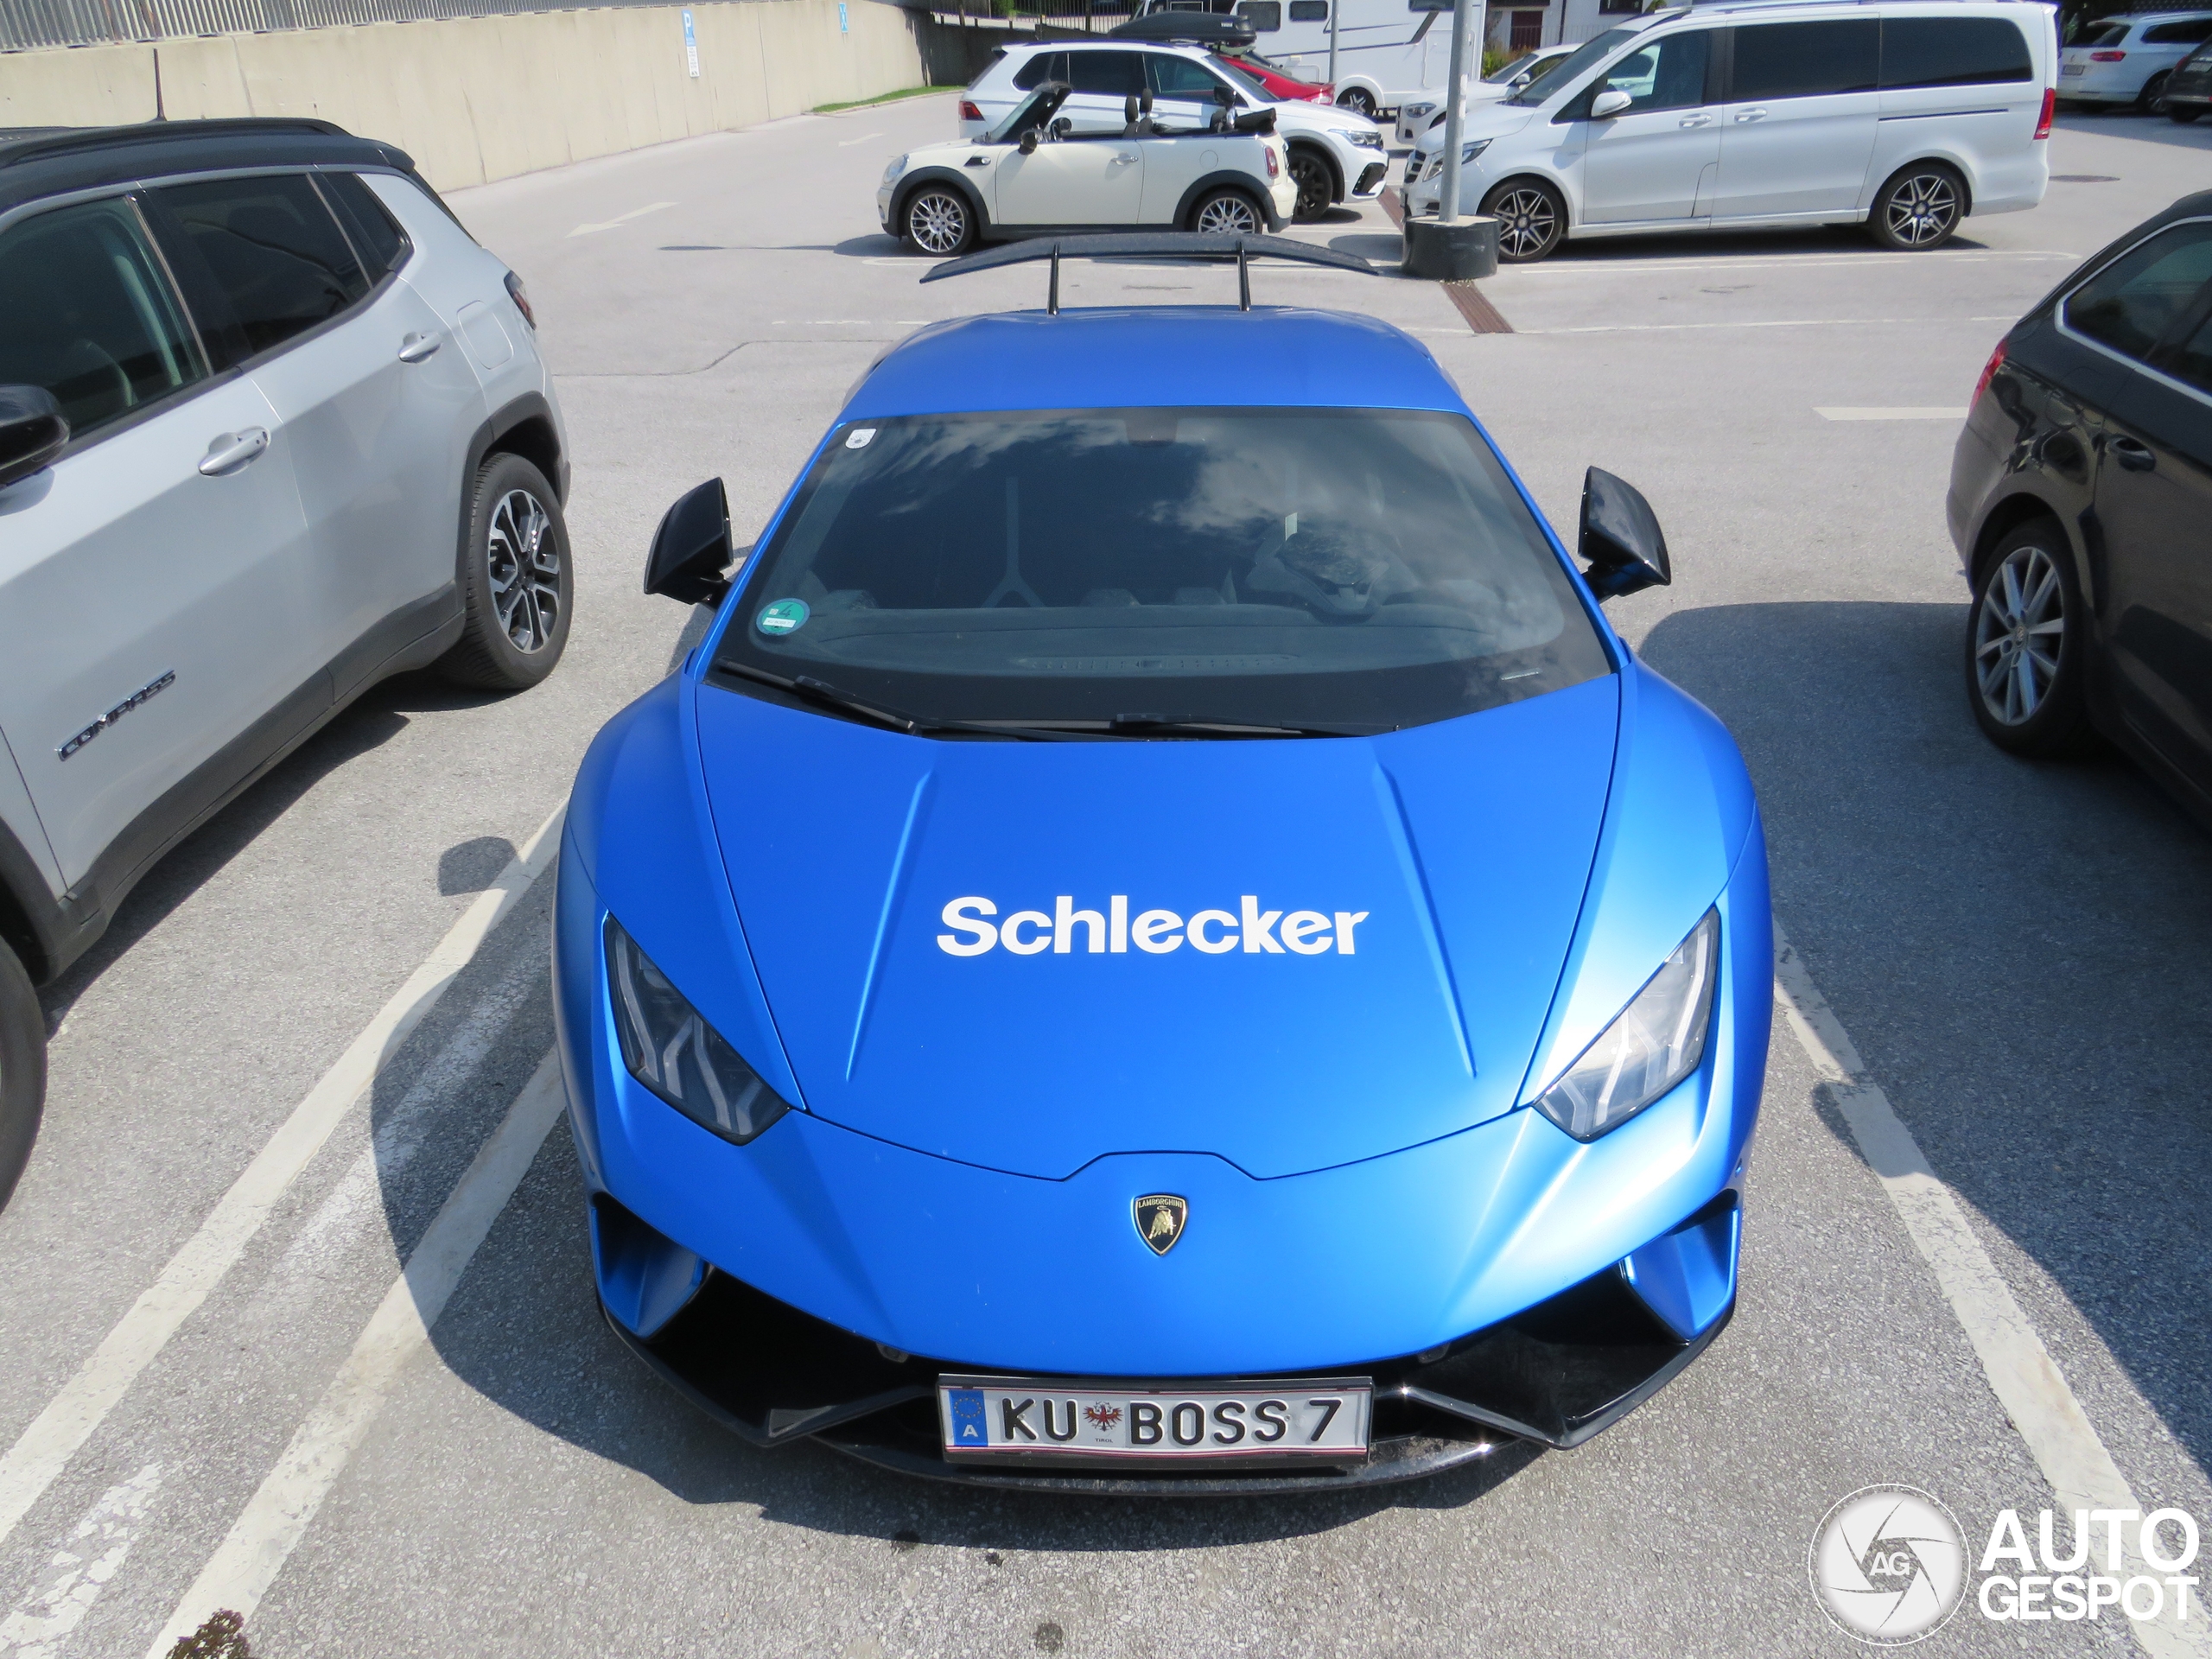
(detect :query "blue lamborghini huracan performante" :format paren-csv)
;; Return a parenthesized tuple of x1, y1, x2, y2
(555, 236, 1770, 1492)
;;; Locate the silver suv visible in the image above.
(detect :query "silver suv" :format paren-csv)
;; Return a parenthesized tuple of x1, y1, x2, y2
(0, 119, 574, 1208)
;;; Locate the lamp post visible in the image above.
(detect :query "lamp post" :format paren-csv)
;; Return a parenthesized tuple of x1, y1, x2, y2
(1399, 0, 1497, 279)
(1326, 0, 1338, 90)
(1436, 0, 1476, 226)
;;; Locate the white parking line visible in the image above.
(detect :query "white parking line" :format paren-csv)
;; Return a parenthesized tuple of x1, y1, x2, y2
(144, 1053, 569, 1657)
(1816, 407, 1968, 421)
(1774, 925, 2209, 1659)
(566, 201, 677, 238)
(835, 130, 886, 147)
(0, 805, 563, 1554)
(1503, 251, 2082, 276)
(1516, 315, 2020, 335)
(0, 1465, 162, 1658)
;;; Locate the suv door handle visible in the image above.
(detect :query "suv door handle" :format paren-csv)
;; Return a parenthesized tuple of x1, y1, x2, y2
(197, 428, 269, 477)
(2110, 435, 2157, 473)
(1734, 107, 1768, 122)
(1679, 112, 1713, 127)
(397, 332, 442, 363)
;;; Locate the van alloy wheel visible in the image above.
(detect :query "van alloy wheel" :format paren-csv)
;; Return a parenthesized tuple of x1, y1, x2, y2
(1882, 171, 1960, 247)
(1335, 87, 1376, 118)
(1484, 183, 1562, 262)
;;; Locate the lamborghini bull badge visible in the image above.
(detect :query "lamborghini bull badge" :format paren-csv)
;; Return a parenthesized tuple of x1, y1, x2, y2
(1133, 1194, 1188, 1255)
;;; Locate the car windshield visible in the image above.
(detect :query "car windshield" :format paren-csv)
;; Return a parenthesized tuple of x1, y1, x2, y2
(987, 85, 1065, 143)
(709, 407, 1610, 734)
(1508, 25, 1637, 104)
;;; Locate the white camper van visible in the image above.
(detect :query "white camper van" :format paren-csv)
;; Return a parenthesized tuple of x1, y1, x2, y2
(1136, 0, 1474, 116)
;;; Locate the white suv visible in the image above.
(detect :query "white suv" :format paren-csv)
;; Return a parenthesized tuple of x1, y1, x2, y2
(1403, 0, 2056, 261)
(0, 119, 572, 1208)
(2059, 10, 2212, 111)
(964, 41, 1389, 220)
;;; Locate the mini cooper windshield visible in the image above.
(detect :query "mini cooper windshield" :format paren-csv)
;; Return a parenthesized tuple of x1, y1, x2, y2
(711, 407, 1610, 734)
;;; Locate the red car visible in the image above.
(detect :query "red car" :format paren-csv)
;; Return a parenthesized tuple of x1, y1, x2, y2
(1212, 50, 1332, 103)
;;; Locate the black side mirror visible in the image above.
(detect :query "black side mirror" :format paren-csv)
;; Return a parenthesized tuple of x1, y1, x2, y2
(1233, 107, 1276, 134)
(645, 477, 734, 605)
(1050, 116, 1073, 139)
(0, 385, 68, 492)
(1019, 128, 1040, 155)
(1577, 467, 1672, 600)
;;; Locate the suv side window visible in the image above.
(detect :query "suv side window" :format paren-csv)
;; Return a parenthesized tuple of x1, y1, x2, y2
(0, 196, 205, 442)
(317, 172, 411, 282)
(1014, 51, 1068, 91)
(1878, 17, 2033, 87)
(153, 174, 369, 371)
(1067, 49, 1146, 96)
(2064, 222, 2212, 365)
(1150, 54, 1228, 99)
(1729, 19, 1879, 99)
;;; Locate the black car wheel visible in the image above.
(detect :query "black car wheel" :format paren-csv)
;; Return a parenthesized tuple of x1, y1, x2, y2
(0, 942, 44, 1213)
(902, 188, 976, 257)
(1189, 188, 1264, 234)
(2139, 72, 2171, 112)
(1288, 149, 1333, 220)
(1335, 87, 1377, 118)
(1967, 521, 2093, 757)
(1480, 179, 1567, 263)
(1869, 162, 1965, 251)
(438, 452, 573, 691)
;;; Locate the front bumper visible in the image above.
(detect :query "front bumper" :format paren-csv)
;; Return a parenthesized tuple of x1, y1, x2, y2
(597, 1189, 1739, 1491)
(1350, 157, 1388, 198)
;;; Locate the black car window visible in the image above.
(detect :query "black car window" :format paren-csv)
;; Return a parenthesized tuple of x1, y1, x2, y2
(0, 196, 204, 441)
(1014, 52, 1069, 91)
(1068, 49, 1146, 96)
(2064, 222, 2212, 365)
(2078, 21, 2129, 46)
(2143, 18, 2212, 44)
(316, 172, 410, 281)
(2168, 309, 2212, 396)
(711, 407, 1611, 734)
(1594, 30, 1711, 114)
(1879, 17, 2033, 87)
(154, 174, 369, 369)
(1729, 19, 1879, 99)
(1237, 1, 1282, 30)
(1288, 1, 1327, 21)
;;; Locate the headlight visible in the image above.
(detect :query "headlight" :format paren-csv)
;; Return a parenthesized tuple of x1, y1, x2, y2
(1405, 101, 1436, 118)
(1461, 138, 1492, 163)
(1532, 909, 1719, 1141)
(883, 155, 907, 182)
(606, 918, 791, 1145)
(1347, 129, 1383, 148)
(1420, 154, 1441, 181)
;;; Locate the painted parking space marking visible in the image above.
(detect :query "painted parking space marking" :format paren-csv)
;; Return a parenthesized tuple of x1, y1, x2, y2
(0, 1465, 162, 1658)
(1773, 924, 2209, 1659)
(0, 806, 563, 1554)
(144, 1054, 568, 1657)
(836, 130, 886, 147)
(1816, 407, 1969, 421)
(566, 202, 677, 238)
(1516, 315, 2021, 335)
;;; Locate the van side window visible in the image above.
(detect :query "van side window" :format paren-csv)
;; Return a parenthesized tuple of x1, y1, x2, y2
(0, 197, 205, 442)
(1729, 19, 1878, 100)
(1879, 18, 2033, 88)
(315, 172, 411, 282)
(154, 174, 370, 369)
(1593, 31, 1711, 115)
(2063, 223, 2212, 365)
(1288, 1, 1327, 20)
(1236, 2, 1282, 30)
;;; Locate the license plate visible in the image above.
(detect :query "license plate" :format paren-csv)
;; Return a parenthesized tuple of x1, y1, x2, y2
(938, 1375, 1371, 1465)
(2061, 62, 2085, 76)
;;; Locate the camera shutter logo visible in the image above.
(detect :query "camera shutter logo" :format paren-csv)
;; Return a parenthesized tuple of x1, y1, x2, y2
(1808, 1485, 1967, 1645)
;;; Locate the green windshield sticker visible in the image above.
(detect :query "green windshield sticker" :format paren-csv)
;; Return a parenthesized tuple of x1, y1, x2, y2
(756, 598, 810, 636)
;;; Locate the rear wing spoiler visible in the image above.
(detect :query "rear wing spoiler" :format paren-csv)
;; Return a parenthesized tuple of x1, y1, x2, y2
(917, 231, 1378, 312)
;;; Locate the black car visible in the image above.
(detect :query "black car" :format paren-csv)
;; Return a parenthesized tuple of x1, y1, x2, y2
(2165, 38, 2212, 120)
(1948, 190, 2212, 817)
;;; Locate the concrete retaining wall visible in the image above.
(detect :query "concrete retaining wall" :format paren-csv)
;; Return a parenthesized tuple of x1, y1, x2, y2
(0, 0, 929, 190)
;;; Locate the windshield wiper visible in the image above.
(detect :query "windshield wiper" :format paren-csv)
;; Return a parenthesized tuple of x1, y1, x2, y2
(1101, 713, 1376, 738)
(715, 662, 1085, 741)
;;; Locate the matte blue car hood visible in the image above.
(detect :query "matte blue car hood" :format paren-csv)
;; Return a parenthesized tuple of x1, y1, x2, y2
(694, 674, 1619, 1180)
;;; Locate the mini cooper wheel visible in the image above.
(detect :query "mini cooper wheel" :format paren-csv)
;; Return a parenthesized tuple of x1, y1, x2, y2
(438, 452, 573, 691)
(1190, 188, 1264, 234)
(0, 942, 43, 1213)
(1334, 87, 1377, 118)
(1480, 179, 1566, 263)
(1288, 149, 1333, 221)
(1869, 162, 1964, 251)
(902, 188, 976, 257)
(1966, 521, 2092, 757)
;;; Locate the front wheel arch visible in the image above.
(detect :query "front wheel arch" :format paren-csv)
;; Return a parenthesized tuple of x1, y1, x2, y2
(893, 173, 990, 251)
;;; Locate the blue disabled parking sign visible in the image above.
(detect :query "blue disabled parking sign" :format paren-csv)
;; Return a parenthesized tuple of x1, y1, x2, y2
(838, 1, 849, 29)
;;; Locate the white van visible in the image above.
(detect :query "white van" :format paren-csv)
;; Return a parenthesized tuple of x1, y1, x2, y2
(1402, 0, 2057, 261)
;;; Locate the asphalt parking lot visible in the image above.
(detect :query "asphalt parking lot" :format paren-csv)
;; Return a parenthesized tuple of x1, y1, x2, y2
(2, 91, 2210, 1659)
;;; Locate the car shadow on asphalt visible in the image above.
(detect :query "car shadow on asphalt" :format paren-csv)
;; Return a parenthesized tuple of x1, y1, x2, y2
(1639, 598, 2212, 1482)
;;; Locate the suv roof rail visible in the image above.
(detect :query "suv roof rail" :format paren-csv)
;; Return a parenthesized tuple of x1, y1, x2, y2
(919, 231, 1375, 313)
(0, 117, 353, 170)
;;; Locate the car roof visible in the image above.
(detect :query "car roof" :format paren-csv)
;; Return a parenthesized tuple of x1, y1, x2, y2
(846, 308, 1464, 421)
(1003, 36, 1206, 54)
(0, 118, 418, 218)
